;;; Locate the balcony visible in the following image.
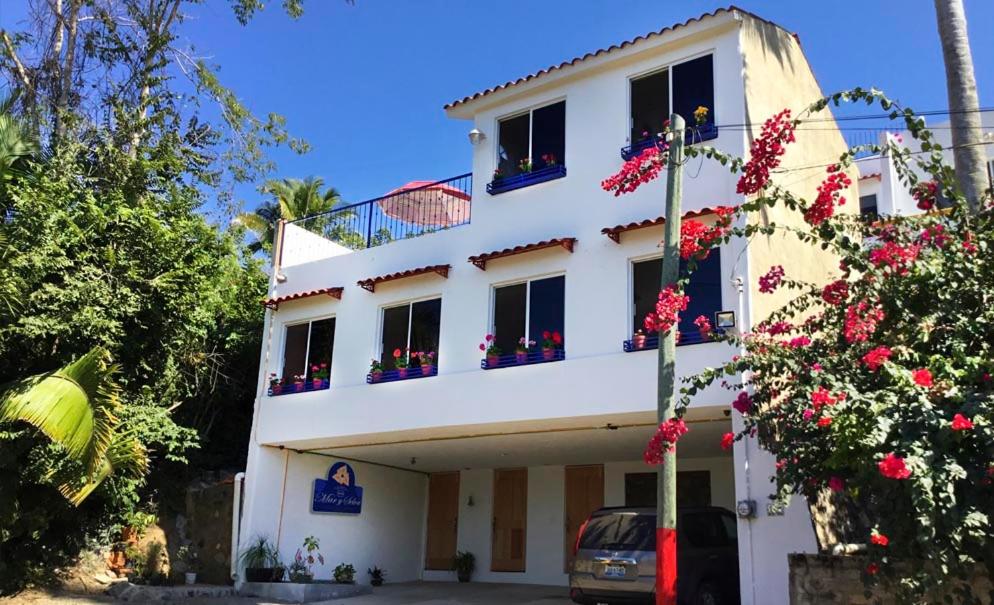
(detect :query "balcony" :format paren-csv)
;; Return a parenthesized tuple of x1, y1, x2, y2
(622, 330, 719, 352)
(487, 164, 567, 195)
(285, 173, 472, 251)
(620, 124, 719, 160)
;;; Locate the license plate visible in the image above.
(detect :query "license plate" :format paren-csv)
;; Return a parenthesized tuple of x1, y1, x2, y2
(603, 564, 627, 578)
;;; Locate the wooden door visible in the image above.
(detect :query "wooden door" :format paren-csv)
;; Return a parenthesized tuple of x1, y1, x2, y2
(491, 468, 527, 572)
(564, 465, 604, 572)
(424, 472, 460, 570)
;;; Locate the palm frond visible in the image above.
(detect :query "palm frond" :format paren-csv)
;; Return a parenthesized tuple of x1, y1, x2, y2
(57, 431, 149, 506)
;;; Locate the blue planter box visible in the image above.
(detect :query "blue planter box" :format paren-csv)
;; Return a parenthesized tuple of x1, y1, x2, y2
(622, 331, 718, 352)
(268, 379, 330, 397)
(620, 124, 719, 160)
(367, 365, 438, 384)
(480, 348, 565, 370)
(487, 164, 567, 195)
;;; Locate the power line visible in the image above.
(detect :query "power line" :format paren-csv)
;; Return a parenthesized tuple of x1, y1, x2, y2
(770, 139, 993, 175)
(706, 106, 994, 130)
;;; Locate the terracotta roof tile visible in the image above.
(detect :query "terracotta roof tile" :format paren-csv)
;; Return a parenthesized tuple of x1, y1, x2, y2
(261, 287, 343, 310)
(357, 264, 451, 292)
(601, 208, 720, 243)
(468, 238, 576, 270)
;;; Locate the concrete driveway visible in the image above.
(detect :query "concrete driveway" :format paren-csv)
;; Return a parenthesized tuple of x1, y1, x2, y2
(316, 582, 572, 605)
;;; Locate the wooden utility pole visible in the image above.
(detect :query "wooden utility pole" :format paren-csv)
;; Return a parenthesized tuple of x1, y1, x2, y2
(656, 113, 684, 605)
(934, 0, 987, 212)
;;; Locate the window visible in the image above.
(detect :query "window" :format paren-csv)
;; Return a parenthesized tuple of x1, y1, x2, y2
(987, 160, 994, 189)
(859, 194, 878, 218)
(629, 54, 715, 148)
(497, 101, 565, 178)
(281, 318, 336, 383)
(492, 275, 565, 356)
(632, 251, 722, 340)
(380, 298, 441, 370)
(624, 471, 712, 507)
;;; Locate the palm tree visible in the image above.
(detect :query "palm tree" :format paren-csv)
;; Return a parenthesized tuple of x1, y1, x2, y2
(0, 347, 149, 505)
(0, 94, 37, 207)
(934, 0, 987, 212)
(236, 176, 353, 253)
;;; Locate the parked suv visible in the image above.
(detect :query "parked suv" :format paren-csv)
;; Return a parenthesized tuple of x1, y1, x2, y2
(569, 506, 739, 605)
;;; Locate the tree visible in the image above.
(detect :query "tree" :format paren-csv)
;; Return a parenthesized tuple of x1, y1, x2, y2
(236, 176, 347, 252)
(0, 94, 35, 204)
(934, 0, 988, 212)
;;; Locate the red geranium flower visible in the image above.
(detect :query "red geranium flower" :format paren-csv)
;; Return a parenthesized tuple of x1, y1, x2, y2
(552, 331, 562, 345)
(912, 368, 933, 387)
(878, 453, 911, 480)
(720, 432, 735, 451)
(870, 532, 889, 547)
(542, 330, 551, 340)
(392, 348, 402, 358)
(951, 413, 974, 431)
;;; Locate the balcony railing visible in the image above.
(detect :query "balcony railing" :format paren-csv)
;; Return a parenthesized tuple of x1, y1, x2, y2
(620, 124, 719, 160)
(622, 330, 719, 352)
(481, 348, 565, 369)
(288, 173, 472, 250)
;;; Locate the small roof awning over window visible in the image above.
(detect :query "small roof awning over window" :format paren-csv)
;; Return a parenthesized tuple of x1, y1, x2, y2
(600, 208, 719, 243)
(261, 287, 343, 310)
(357, 264, 451, 293)
(468, 237, 576, 270)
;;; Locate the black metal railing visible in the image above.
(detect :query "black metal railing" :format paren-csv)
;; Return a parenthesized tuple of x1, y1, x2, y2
(288, 173, 472, 250)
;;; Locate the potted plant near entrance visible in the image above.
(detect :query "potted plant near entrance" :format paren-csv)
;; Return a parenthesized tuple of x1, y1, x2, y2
(541, 330, 562, 360)
(176, 545, 198, 585)
(290, 536, 324, 583)
(453, 551, 475, 583)
(393, 348, 410, 378)
(367, 566, 386, 587)
(334, 563, 357, 584)
(479, 334, 500, 367)
(515, 337, 534, 363)
(240, 536, 283, 582)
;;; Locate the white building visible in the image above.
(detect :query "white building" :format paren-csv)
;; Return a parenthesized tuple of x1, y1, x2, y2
(237, 8, 858, 604)
(856, 111, 994, 217)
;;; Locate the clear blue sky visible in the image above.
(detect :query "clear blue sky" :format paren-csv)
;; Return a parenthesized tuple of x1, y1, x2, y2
(3, 1, 992, 215)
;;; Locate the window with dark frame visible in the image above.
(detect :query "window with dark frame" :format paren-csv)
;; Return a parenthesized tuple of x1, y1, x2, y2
(632, 251, 722, 338)
(859, 194, 878, 218)
(497, 101, 566, 178)
(492, 275, 565, 356)
(629, 54, 715, 145)
(281, 318, 336, 383)
(380, 298, 442, 370)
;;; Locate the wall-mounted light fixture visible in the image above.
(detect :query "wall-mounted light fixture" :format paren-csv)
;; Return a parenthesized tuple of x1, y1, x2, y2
(715, 310, 736, 329)
(468, 128, 486, 146)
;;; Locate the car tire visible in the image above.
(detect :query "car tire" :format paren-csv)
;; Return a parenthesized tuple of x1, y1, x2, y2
(692, 582, 723, 605)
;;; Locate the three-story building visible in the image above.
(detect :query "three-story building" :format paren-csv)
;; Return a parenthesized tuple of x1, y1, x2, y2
(237, 7, 857, 604)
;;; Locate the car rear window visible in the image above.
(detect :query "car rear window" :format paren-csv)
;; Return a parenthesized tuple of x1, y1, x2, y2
(681, 512, 737, 548)
(579, 513, 655, 551)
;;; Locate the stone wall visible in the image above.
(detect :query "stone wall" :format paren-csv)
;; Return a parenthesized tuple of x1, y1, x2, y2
(183, 479, 235, 585)
(789, 554, 991, 604)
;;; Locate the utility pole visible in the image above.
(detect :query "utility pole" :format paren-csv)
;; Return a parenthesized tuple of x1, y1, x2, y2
(933, 0, 987, 212)
(656, 113, 684, 605)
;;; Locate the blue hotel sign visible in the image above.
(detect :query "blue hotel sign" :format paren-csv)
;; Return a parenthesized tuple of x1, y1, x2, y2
(312, 461, 363, 514)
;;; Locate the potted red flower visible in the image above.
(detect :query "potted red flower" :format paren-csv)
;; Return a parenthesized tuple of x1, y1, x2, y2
(515, 337, 534, 363)
(541, 330, 562, 360)
(633, 329, 647, 350)
(292, 374, 305, 392)
(369, 358, 384, 383)
(414, 351, 436, 376)
(393, 348, 410, 378)
(311, 362, 329, 389)
(268, 373, 283, 395)
(479, 334, 501, 367)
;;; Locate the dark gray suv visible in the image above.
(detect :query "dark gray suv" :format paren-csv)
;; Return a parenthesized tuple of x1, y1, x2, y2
(568, 506, 739, 605)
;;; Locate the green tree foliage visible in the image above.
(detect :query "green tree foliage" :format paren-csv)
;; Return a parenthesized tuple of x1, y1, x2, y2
(237, 176, 352, 252)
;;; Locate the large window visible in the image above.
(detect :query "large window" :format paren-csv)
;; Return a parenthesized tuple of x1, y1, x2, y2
(380, 298, 442, 370)
(492, 275, 565, 356)
(497, 101, 566, 178)
(281, 318, 336, 382)
(630, 54, 715, 145)
(859, 194, 878, 218)
(632, 251, 722, 339)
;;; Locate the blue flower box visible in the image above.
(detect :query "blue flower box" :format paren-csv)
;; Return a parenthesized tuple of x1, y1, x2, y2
(268, 378, 330, 397)
(480, 348, 565, 370)
(622, 331, 717, 352)
(620, 124, 719, 161)
(486, 164, 567, 195)
(367, 365, 438, 384)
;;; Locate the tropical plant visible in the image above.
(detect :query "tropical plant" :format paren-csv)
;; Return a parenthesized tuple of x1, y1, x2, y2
(453, 551, 475, 582)
(236, 176, 353, 252)
(0, 347, 148, 505)
(239, 535, 280, 570)
(367, 565, 386, 585)
(0, 95, 36, 202)
(333, 562, 356, 583)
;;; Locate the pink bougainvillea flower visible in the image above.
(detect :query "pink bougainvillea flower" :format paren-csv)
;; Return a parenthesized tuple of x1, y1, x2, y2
(862, 346, 892, 371)
(737, 108, 795, 195)
(802, 408, 815, 421)
(644, 418, 689, 464)
(694, 314, 713, 337)
(644, 285, 689, 335)
(951, 413, 974, 431)
(810, 363, 823, 373)
(732, 392, 753, 415)
(963, 231, 978, 255)
(804, 164, 851, 225)
(821, 279, 849, 306)
(868, 241, 920, 275)
(919, 224, 950, 248)
(844, 300, 884, 343)
(866, 563, 880, 576)
(720, 432, 735, 451)
(817, 416, 833, 428)
(878, 453, 912, 480)
(680, 218, 729, 261)
(911, 180, 938, 211)
(870, 532, 889, 547)
(601, 145, 667, 196)
(787, 335, 811, 348)
(912, 368, 933, 387)
(810, 386, 841, 411)
(828, 476, 845, 492)
(758, 265, 786, 293)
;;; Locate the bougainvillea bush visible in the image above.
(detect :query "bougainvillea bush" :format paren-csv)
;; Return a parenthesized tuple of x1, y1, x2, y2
(604, 89, 994, 600)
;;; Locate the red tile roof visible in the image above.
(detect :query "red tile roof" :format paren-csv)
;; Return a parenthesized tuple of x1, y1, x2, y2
(468, 238, 576, 270)
(261, 287, 343, 310)
(444, 6, 790, 111)
(601, 208, 720, 243)
(357, 264, 451, 292)
(859, 173, 881, 181)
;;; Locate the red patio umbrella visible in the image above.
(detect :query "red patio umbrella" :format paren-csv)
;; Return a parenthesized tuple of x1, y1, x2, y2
(379, 180, 471, 227)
